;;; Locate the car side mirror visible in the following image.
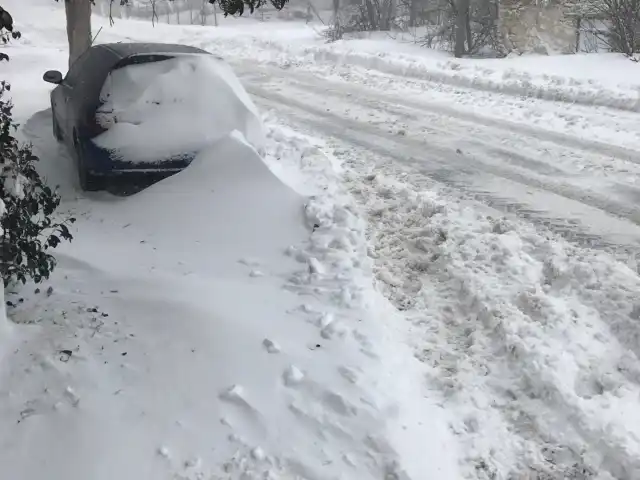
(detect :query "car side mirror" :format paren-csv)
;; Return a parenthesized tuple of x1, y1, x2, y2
(43, 70, 63, 85)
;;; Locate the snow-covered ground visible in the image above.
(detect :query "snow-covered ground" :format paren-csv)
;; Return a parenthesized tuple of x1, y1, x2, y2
(2, 8, 457, 480)
(3, 1, 640, 479)
(168, 21, 640, 112)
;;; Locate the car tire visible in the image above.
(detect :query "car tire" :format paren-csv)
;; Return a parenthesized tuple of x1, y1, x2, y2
(74, 134, 104, 192)
(78, 163, 104, 192)
(52, 113, 63, 141)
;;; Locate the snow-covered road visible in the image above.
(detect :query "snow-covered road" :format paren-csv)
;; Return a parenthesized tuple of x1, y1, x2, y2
(235, 62, 640, 260)
(233, 62, 640, 478)
(4, 3, 640, 478)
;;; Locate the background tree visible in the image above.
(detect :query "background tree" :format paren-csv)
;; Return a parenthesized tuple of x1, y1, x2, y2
(58, 0, 291, 67)
(454, 0, 469, 57)
(63, 0, 93, 67)
(569, 0, 640, 58)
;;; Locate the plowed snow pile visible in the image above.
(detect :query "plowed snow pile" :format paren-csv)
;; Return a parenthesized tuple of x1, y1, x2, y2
(331, 141, 640, 479)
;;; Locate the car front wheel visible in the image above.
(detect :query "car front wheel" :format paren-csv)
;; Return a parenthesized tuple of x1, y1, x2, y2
(74, 135, 104, 192)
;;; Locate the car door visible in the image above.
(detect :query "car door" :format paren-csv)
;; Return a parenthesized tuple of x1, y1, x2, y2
(57, 50, 93, 142)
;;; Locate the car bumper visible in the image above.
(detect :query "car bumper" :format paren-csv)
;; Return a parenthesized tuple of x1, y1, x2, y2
(84, 141, 196, 175)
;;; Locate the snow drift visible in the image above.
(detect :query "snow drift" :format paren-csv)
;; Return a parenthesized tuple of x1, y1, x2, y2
(1, 126, 459, 479)
(94, 53, 265, 163)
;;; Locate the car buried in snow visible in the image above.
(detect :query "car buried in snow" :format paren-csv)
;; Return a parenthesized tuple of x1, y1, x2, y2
(43, 42, 258, 192)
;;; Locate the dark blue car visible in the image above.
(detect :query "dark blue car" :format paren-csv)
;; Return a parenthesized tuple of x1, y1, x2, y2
(43, 42, 210, 191)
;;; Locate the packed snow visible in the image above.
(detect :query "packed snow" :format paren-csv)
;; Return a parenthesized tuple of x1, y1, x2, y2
(94, 53, 265, 163)
(3, 0, 640, 479)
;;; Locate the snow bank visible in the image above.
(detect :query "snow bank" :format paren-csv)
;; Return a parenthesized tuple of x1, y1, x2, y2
(0, 124, 459, 479)
(300, 45, 640, 112)
(94, 54, 265, 163)
(174, 26, 640, 113)
(260, 118, 461, 479)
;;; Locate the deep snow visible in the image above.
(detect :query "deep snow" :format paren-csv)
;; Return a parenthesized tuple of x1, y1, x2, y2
(1, 2, 458, 478)
(4, 1, 640, 479)
(3, 127, 458, 479)
(263, 108, 640, 479)
(94, 53, 265, 163)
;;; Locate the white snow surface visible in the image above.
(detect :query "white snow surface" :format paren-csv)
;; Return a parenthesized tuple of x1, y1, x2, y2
(1, 4, 458, 478)
(169, 24, 640, 112)
(4, 1, 640, 479)
(94, 54, 265, 163)
(3, 128, 457, 479)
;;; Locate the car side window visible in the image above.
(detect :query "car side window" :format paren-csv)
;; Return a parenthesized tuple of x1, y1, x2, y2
(65, 48, 116, 92)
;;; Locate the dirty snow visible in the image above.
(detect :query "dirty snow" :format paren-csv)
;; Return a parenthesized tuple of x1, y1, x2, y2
(259, 103, 640, 478)
(3, 0, 640, 479)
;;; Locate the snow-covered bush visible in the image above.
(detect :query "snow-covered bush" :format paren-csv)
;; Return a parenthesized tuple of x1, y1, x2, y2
(0, 12, 74, 287)
(570, 0, 640, 59)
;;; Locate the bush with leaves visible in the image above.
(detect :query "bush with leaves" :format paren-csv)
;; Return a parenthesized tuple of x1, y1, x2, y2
(1, 13, 75, 287)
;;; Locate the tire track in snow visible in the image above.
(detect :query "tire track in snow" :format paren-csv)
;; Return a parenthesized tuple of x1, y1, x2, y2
(265, 114, 640, 480)
(253, 89, 640, 478)
(246, 84, 640, 259)
(237, 63, 640, 166)
(358, 165, 640, 480)
(244, 73, 640, 200)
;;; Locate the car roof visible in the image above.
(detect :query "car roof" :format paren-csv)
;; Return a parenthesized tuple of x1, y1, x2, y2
(95, 42, 209, 58)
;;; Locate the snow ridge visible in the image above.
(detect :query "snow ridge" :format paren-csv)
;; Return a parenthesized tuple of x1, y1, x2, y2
(180, 31, 640, 114)
(329, 135, 640, 479)
(263, 119, 460, 479)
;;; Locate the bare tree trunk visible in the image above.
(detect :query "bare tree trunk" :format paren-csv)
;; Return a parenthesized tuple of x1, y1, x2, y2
(454, 0, 469, 57)
(382, 0, 395, 30)
(365, 0, 377, 29)
(65, 0, 92, 68)
(409, 0, 418, 27)
(465, 6, 472, 52)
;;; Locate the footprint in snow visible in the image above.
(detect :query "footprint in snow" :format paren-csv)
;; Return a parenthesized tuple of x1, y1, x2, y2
(251, 447, 266, 461)
(157, 446, 171, 459)
(283, 365, 305, 387)
(219, 385, 258, 415)
(317, 313, 349, 340)
(338, 366, 361, 384)
(262, 338, 281, 354)
(238, 257, 261, 268)
(308, 257, 325, 275)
